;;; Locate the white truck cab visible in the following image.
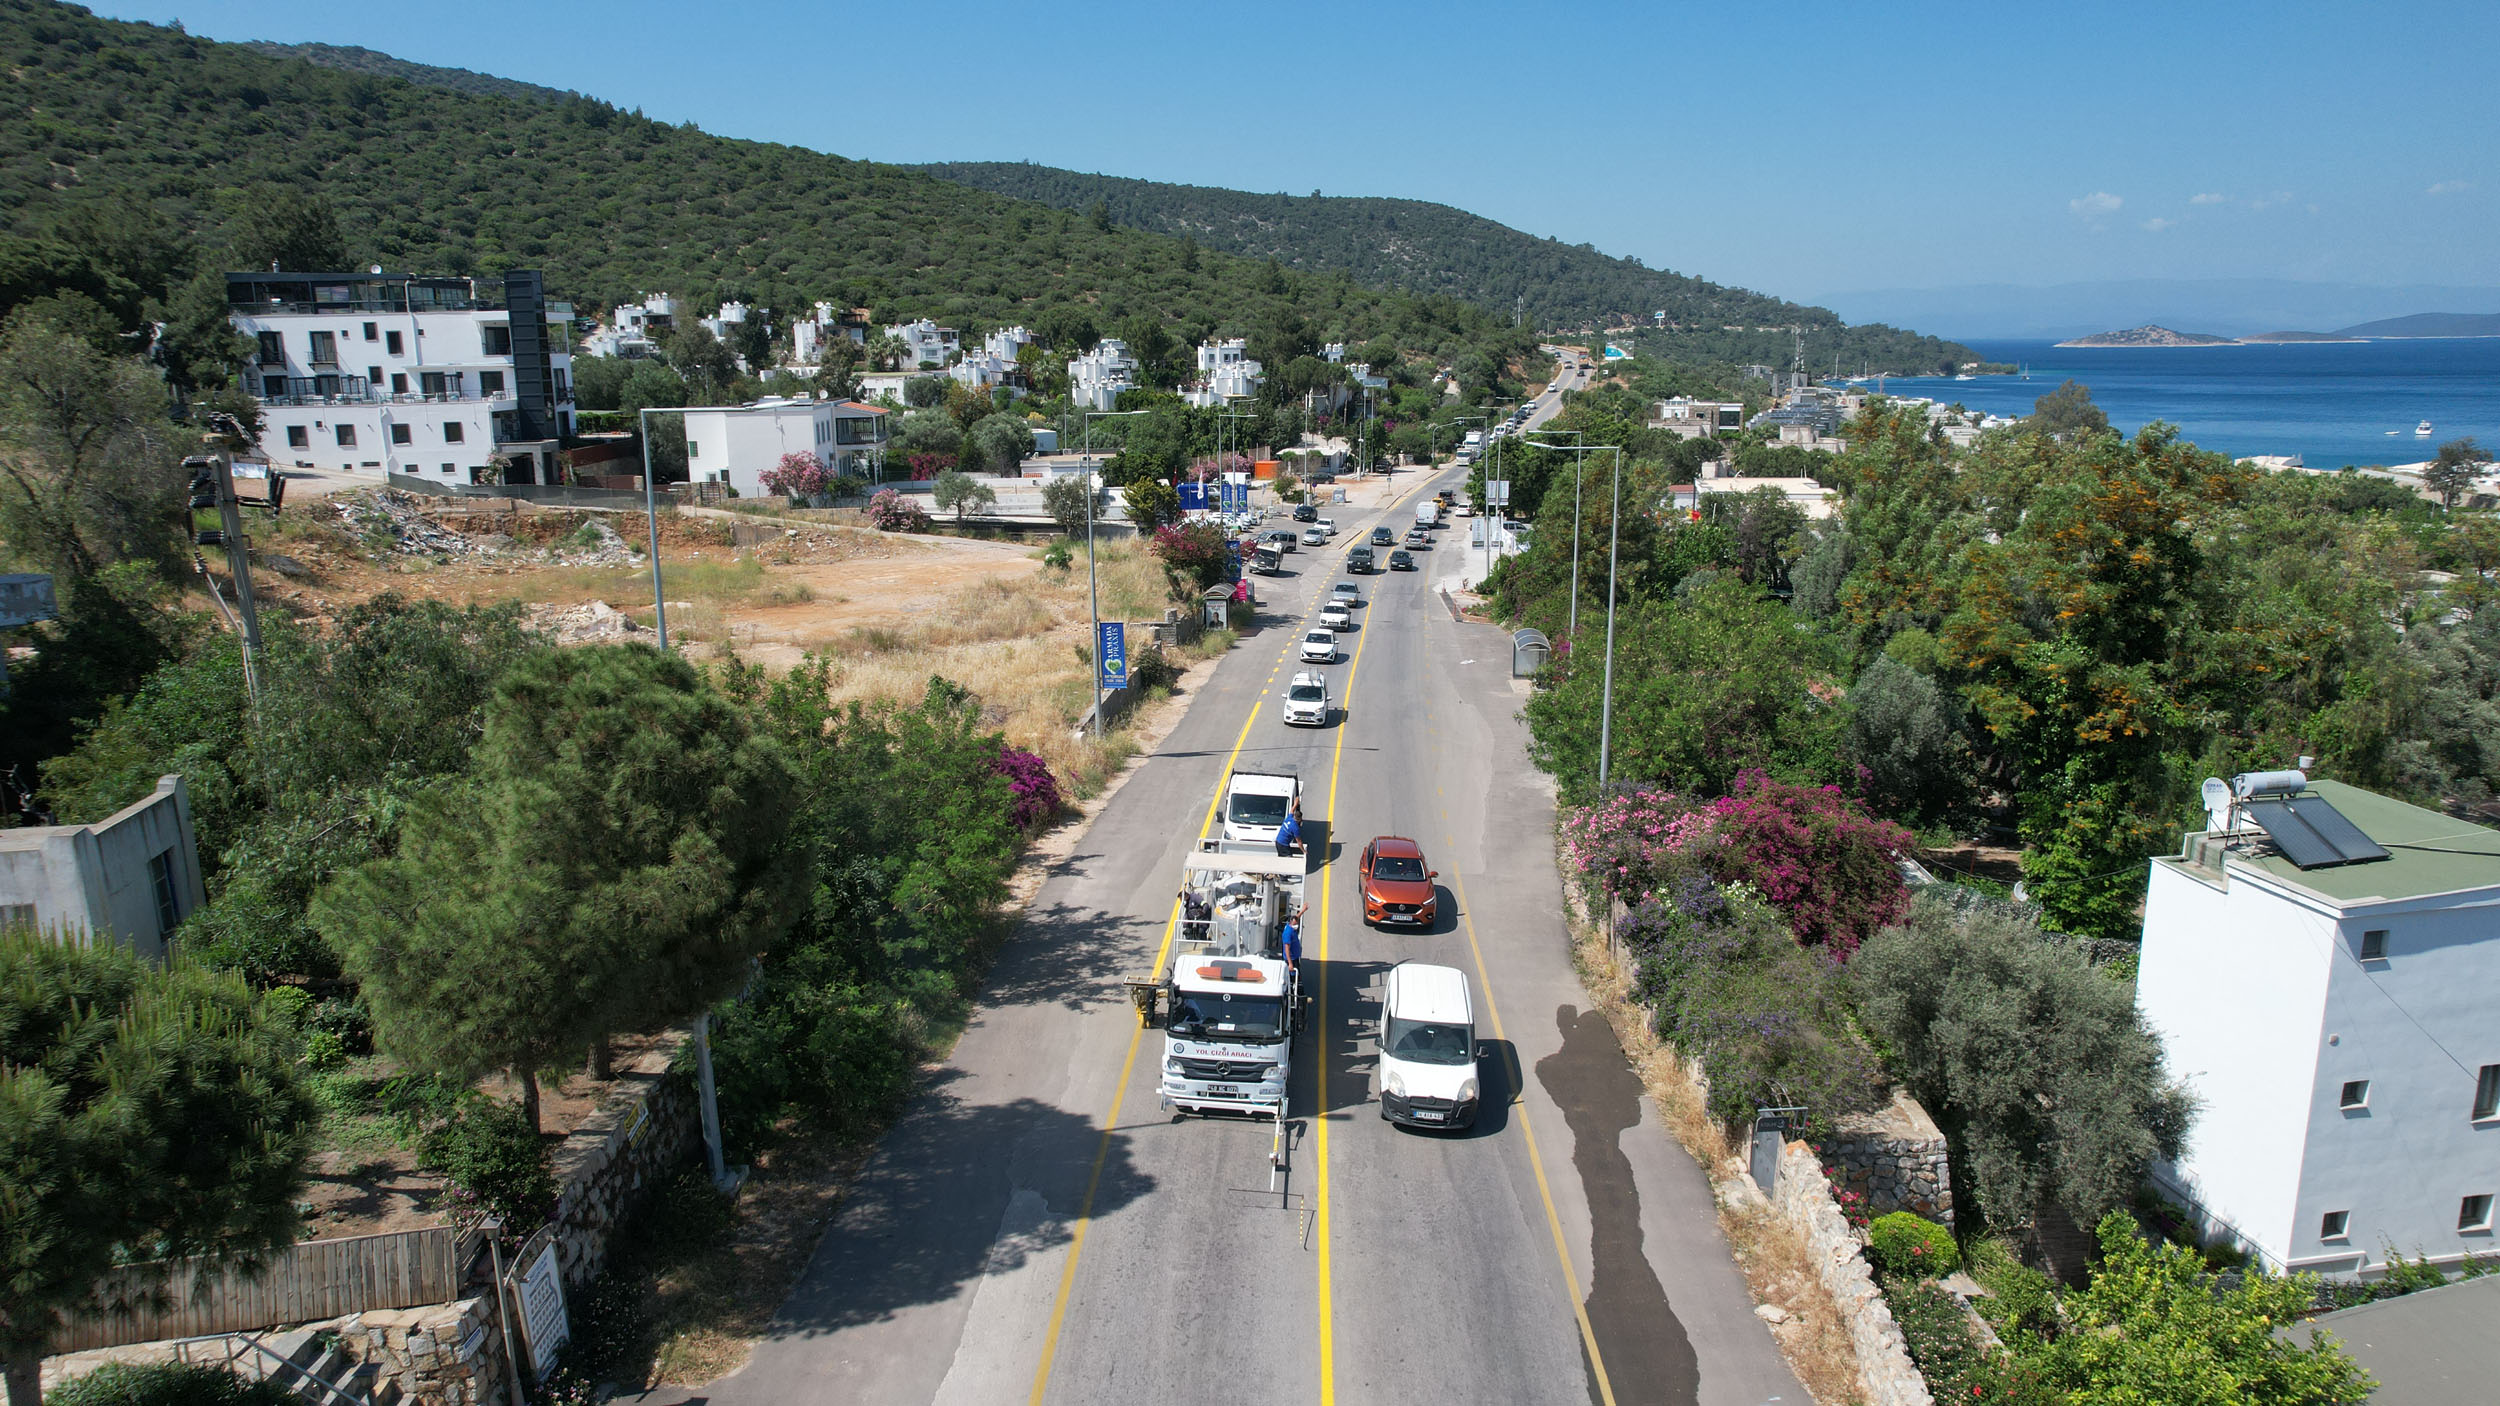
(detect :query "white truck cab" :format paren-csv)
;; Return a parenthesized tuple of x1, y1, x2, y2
(1220, 768, 1302, 846)
(1162, 840, 1307, 1119)
(1376, 962, 1480, 1130)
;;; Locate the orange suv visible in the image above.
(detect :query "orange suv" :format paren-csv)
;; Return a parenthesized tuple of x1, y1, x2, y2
(1360, 836, 1439, 928)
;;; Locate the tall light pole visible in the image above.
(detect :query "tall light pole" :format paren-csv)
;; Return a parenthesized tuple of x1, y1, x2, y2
(635, 406, 680, 649)
(1082, 408, 1151, 740)
(1527, 430, 1585, 643)
(1594, 444, 1624, 790)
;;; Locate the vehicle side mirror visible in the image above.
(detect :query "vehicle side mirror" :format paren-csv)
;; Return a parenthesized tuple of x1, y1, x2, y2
(1429, 870, 1440, 879)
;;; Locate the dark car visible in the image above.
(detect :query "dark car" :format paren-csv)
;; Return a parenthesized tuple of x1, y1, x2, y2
(1389, 549, 1415, 571)
(1360, 836, 1439, 927)
(1292, 504, 1318, 522)
(1371, 526, 1396, 546)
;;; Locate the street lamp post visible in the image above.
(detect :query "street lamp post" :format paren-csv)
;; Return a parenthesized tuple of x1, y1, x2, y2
(1527, 430, 1585, 642)
(1596, 444, 1624, 789)
(1081, 408, 1152, 740)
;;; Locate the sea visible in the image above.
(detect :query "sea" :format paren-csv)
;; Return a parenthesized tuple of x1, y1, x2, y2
(1863, 337, 2500, 469)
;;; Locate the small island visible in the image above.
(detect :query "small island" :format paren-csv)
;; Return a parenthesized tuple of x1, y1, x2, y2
(2056, 324, 2236, 348)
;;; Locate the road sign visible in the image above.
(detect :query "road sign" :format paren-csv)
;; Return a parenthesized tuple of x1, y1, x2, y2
(1485, 480, 1512, 506)
(1097, 621, 1128, 691)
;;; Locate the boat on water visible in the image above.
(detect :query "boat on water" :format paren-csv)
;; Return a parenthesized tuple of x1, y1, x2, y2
(2415, 419, 2434, 436)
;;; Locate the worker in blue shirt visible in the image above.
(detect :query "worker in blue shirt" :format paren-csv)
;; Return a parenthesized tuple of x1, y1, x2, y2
(1275, 808, 1302, 857)
(1279, 913, 1302, 967)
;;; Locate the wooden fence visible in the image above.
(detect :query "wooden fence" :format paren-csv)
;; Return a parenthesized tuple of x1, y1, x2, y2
(48, 1226, 473, 1355)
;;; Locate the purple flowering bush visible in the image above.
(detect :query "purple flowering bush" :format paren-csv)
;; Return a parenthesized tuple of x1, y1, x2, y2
(866, 487, 933, 533)
(760, 451, 832, 500)
(994, 745, 1063, 833)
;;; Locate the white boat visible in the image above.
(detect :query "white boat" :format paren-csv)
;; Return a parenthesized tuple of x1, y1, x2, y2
(2415, 419, 2434, 436)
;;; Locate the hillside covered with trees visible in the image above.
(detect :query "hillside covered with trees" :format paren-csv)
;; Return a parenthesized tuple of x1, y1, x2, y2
(915, 161, 1977, 372)
(0, 0, 1527, 370)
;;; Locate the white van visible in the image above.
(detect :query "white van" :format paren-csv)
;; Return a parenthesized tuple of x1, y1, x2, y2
(1376, 962, 1480, 1129)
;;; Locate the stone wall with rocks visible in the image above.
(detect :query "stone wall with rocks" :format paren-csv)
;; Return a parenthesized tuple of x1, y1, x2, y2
(1772, 1142, 1934, 1406)
(544, 1033, 704, 1290)
(1821, 1090, 1955, 1226)
(331, 1295, 511, 1406)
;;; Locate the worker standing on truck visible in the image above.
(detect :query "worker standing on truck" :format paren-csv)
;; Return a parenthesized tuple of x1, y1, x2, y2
(1280, 912, 1302, 967)
(1275, 808, 1302, 857)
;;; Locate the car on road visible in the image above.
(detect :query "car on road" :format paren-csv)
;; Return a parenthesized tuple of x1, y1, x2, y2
(1453, 503, 1473, 517)
(1315, 516, 1337, 538)
(1263, 529, 1297, 554)
(1320, 600, 1353, 630)
(1377, 962, 1478, 1131)
(1280, 671, 1330, 727)
(1300, 629, 1336, 664)
(1348, 545, 1375, 574)
(1331, 582, 1361, 607)
(1388, 549, 1415, 571)
(1302, 526, 1328, 546)
(1292, 504, 1317, 522)
(1403, 528, 1431, 550)
(1360, 836, 1439, 927)
(1371, 526, 1396, 546)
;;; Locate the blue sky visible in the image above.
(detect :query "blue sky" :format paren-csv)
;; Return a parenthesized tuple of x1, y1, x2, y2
(97, 0, 2500, 303)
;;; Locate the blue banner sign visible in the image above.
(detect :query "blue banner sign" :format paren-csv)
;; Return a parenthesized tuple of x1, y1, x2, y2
(1096, 621, 1128, 691)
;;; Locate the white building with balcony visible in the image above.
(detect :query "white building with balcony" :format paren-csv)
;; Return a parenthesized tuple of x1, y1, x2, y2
(2139, 777, 2500, 1278)
(1184, 337, 1263, 407)
(985, 326, 1032, 362)
(230, 270, 577, 484)
(889, 318, 960, 368)
(791, 301, 870, 367)
(680, 395, 890, 497)
(1070, 338, 1139, 412)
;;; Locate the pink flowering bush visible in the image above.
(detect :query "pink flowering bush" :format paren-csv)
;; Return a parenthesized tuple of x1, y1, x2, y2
(760, 451, 832, 500)
(1703, 772, 1913, 959)
(866, 488, 932, 533)
(1151, 519, 1234, 586)
(994, 746, 1062, 833)
(1558, 785, 1722, 906)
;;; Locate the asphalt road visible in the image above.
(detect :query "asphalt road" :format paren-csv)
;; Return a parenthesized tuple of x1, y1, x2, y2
(636, 443, 1802, 1406)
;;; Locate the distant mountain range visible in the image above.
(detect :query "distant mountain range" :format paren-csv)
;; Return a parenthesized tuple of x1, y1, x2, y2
(2334, 312, 2500, 338)
(2054, 312, 2500, 348)
(1811, 279, 2500, 341)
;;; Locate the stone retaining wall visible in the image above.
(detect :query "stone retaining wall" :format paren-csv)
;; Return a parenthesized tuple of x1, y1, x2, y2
(332, 1295, 510, 1406)
(1822, 1090, 1955, 1226)
(544, 1033, 705, 1290)
(1772, 1142, 1934, 1406)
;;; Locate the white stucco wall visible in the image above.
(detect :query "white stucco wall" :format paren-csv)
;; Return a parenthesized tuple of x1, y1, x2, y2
(0, 776, 203, 959)
(2138, 861, 2336, 1266)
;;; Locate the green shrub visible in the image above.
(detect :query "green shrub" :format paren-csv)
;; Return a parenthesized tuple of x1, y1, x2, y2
(1968, 1242, 2059, 1340)
(1868, 1211, 1960, 1279)
(47, 1361, 296, 1406)
(308, 995, 374, 1056)
(1881, 1280, 2002, 1401)
(1128, 642, 1182, 693)
(1039, 541, 1073, 570)
(299, 1027, 348, 1071)
(259, 984, 313, 1027)
(403, 1093, 555, 1234)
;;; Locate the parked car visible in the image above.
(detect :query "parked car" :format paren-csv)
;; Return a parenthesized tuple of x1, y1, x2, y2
(1321, 601, 1353, 630)
(1331, 582, 1362, 607)
(1389, 549, 1415, 571)
(1453, 503, 1473, 517)
(1264, 529, 1298, 554)
(1302, 526, 1328, 546)
(1315, 517, 1337, 538)
(1360, 835, 1439, 927)
(1371, 526, 1396, 546)
(1281, 671, 1330, 727)
(1292, 503, 1318, 522)
(1300, 629, 1337, 664)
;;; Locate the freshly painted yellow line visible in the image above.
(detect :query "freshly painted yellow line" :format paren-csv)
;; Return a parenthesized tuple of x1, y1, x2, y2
(1447, 863, 1620, 1406)
(1026, 622, 1299, 1406)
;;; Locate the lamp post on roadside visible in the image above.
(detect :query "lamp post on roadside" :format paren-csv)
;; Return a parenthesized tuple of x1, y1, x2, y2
(1527, 430, 1585, 642)
(1082, 408, 1152, 740)
(1594, 443, 1624, 789)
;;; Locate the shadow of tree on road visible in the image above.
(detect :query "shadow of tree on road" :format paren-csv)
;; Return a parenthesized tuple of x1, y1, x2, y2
(979, 896, 1160, 1015)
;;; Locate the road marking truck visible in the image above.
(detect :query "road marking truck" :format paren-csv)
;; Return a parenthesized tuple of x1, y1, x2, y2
(1160, 838, 1306, 1119)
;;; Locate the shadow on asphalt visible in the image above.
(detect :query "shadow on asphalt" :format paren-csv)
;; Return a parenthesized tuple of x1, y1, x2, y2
(764, 1080, 1154, 1342)
(1311, 957, 1389, 1120)
(981, 897, 1162, 1015)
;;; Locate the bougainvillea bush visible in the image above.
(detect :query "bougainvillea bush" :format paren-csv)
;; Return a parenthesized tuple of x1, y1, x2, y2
(1151, 519, 1234, 587)
(866, 488, 932, 533)
(994, 745, 1063, 833)
(760, 451, 832, 500)
(1564, 775, 1912, 959)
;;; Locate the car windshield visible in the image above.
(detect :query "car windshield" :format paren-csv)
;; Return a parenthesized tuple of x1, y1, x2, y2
(1372, 854, 1427, 881)
(1289, 685, 1325, 702)
(1307, 632, 1332, 644)
(1385, 1016, 1472, 1066)
(1334, 586, 1357, 598)
(1171, 991, 1286, 1043)
(1229, 792, 1289, 827)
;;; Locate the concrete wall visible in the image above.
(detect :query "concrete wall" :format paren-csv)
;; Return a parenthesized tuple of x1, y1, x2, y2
(2138, 859, 2333, 1269)
(0, 775, 203, 959)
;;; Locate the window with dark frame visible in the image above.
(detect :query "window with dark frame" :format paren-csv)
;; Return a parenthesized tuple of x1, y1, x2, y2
(391, 424, 412, 445)
(2319, 1210, 2349, 1239)
(146, 850, 181, 935)
(286, 425, 309, 448)
(308, 330, 337, 365)
(480, 370, 506, 395)
(2475, 1064, 2500, 1121)
(2359, 929, 2389, 961)
(391, 373, 408, 394)
(255, 330, 284, 363)
(368, 366, 383, 385)
(444, 422, 465, 444)
(2462, 1194, 2494, 1232)
(385, 330, 404, 355)
(335, 424, 356, 447)
(362, 321, 379, 341)
(2339, 1079, 2370, 1109)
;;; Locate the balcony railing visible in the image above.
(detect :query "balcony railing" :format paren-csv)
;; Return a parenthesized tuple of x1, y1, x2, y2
(256, 380, 535, 409)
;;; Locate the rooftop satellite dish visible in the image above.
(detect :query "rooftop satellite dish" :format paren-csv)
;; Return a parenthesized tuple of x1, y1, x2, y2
(2201, 777, 2233, 832)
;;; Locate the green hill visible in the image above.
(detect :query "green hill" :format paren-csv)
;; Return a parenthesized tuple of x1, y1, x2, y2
(915, 161, 1975, 373)
(0, 0, 1521, 365)
(236, 40, 576, 106)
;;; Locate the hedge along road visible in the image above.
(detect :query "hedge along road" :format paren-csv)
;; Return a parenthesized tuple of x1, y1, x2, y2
(629, 459, 1804, 1406)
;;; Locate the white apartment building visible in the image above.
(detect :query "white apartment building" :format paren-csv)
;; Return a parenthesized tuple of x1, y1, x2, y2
(1184, 337, 1263, 407)
(584, 292, 675, 359)
(680, 395, 890, 497)
(700, 300, 751, 344)
(2139, 777, 2500, 1278)
(233, 270, 577, 484)
(1070, 338, 1138, 412)
(1654, 397, 1747, 439)
(889, 318, 960, 368)
(950, 350, 1022, 394)
(791, 301, 870, 367)
(985, 326, 1033, 362)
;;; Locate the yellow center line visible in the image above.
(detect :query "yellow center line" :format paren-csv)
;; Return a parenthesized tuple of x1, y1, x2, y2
(1446, 863, 1619, 1406)
(1026, 623, 1298, 1405)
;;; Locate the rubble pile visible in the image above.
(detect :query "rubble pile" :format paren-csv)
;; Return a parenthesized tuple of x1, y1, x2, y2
(528, 600, 649, 644)
(330, 490, 476, 556)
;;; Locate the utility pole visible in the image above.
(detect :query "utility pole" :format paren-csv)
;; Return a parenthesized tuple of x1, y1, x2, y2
(186, 429, 265, 703)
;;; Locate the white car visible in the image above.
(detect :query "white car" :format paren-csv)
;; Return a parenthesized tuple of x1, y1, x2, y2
(1378, 962, 1479, 1130)
(1454, 503, 1473, 517)
(1321, 601, 1353, 630)
(1315, 516, 1338, 538)
(1302, 526, 1328, 546)
(1300, 629, 1336, 664)
(1281, 671, 1330, 727)
(1331, 582, 1361, 607)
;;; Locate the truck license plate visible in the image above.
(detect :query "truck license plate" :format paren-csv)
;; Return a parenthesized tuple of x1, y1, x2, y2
(1205, 1084, 1239, 1096)
(1413, 1110, 1444, 1122)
